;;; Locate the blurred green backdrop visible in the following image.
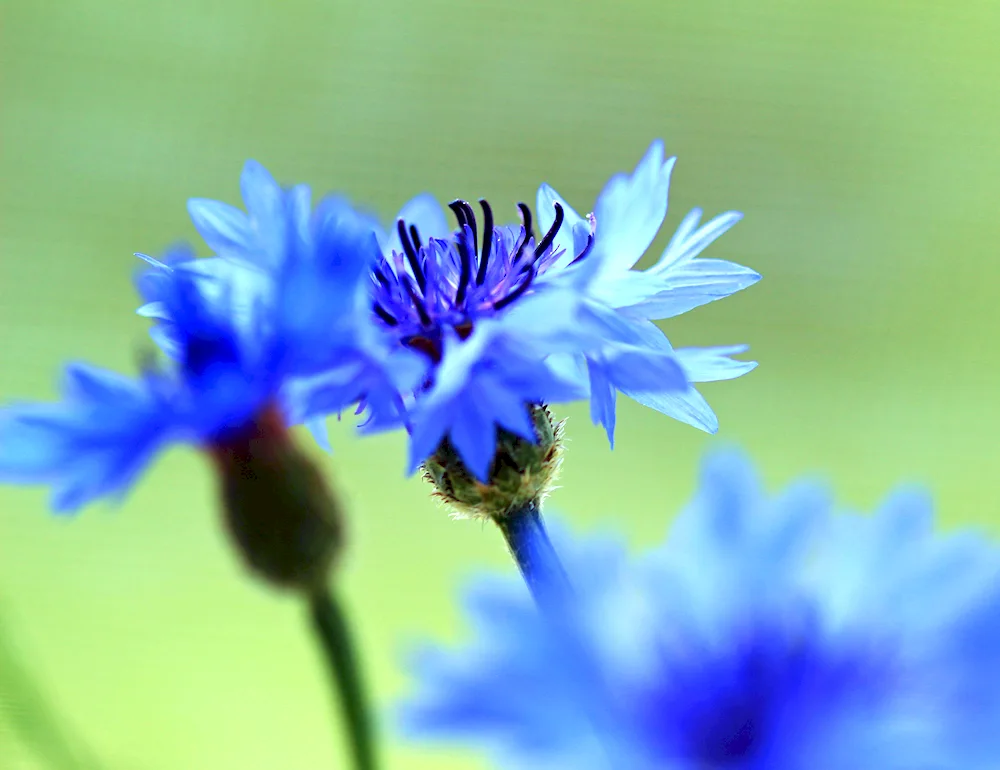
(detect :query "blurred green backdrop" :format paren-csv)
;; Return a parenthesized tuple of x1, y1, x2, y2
(2, 0, 999, 768)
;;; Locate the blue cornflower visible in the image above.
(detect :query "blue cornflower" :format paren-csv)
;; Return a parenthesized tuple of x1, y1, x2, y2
(399, 450, 1000, 769)
(365, 142, 757, 473)
(0, 188, 381, 513)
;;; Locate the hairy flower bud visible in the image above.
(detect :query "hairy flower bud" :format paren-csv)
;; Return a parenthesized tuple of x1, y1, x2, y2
(209, 405, 343, 593)
(422, 404, 564, 520)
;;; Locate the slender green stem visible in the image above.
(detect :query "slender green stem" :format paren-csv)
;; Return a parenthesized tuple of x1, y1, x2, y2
(494, 500, 572, 604)
(0, 608, 106, 770)
(308, 587, 377, 770)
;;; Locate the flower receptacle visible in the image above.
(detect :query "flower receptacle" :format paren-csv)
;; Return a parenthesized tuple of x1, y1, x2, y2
(422, 404, 564, 521)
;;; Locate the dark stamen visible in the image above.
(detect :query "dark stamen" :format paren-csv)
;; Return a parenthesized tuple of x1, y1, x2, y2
(532, 202, 564, 260)
(567, 233, 595, 266)
(511, 230, 529, 266)
(373, 266, 392, 288)
(448, 200, 469, 230)
(493, 266, 536, 310)
(397, 219, 426, 293)
(517, 202, 534, 243)
(402, 275, 432, 326)
(456, 200, 478, 255)
(409, 224, 423, 252)
(476, 199, 494, 285)
(454, 224, 474, 306)
(511, 204, 536, 265)
(373, 303, 399, 326)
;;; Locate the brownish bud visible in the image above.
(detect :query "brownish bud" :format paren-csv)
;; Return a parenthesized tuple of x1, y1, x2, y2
(208, 405, 343, 594)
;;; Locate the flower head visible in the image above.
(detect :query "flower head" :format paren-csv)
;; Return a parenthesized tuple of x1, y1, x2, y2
(399, 450, 1000, 769)
(351, 142, 759, 476)
(0, 180, 381, 514)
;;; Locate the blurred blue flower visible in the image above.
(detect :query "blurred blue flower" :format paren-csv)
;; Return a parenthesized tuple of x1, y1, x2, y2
(399, 450, 1000, 769)
(0, 191, 386, 512)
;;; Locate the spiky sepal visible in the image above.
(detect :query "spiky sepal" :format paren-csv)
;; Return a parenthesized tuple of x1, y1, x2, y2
(421, 404, 565, 520)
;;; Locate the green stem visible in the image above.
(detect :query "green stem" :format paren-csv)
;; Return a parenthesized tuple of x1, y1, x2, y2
(0, 609, 106, 770)
(308, 587, 378, 770)
(494, 500, 572, 604)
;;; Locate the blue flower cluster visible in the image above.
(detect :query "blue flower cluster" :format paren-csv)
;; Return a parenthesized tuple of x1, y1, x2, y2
(399, 450, 1000, 769)
(0, 142, 758, 510)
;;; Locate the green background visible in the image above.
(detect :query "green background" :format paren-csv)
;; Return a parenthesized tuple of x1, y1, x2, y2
(2, 1, 999, 767)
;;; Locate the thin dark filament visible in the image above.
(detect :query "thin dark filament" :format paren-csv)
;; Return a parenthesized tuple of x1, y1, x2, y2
(493, 265, 536, 310)
(402, 275, 432, 326)
(476, 198, 494, 285)
(532, 202, 564, 261)
(454, 224, 474, 306)
(455, 200, 477, 255)
(408, 224, 423, 251)
(373, 303, 398, 326)
(373, 267, 391, 288)
(511, 227, 531, 265)
(517, 202, 534, 242)
(448, 200, 469, 229)
(397, 220, 426, 293)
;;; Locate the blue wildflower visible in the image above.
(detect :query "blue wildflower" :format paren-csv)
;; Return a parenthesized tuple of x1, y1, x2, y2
(399, 450, 1000, 769)
(0, 191, 381, 513)
(355, 142, 758, 474)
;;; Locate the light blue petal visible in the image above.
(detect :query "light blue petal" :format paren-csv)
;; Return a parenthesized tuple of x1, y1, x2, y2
(239, 160, 284, 243)
(62, 363, 137, 402)
(136, 301, 169, 319)
(592, 141, 676, 278)
(186, 198, 253, 256)
(622, 384, 719, 433)
(675, 345, 758, 382)
(652, 209, 744, 273)
(694, 448, 761, 536)
(620, 260, 761, 320)
(598, 346, 688, 393)
(586, 359, 617, 446)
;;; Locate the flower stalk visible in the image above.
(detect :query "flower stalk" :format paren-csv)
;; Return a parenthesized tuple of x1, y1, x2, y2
(493, 499, 572, 604)
(309, 586, 379, 770)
